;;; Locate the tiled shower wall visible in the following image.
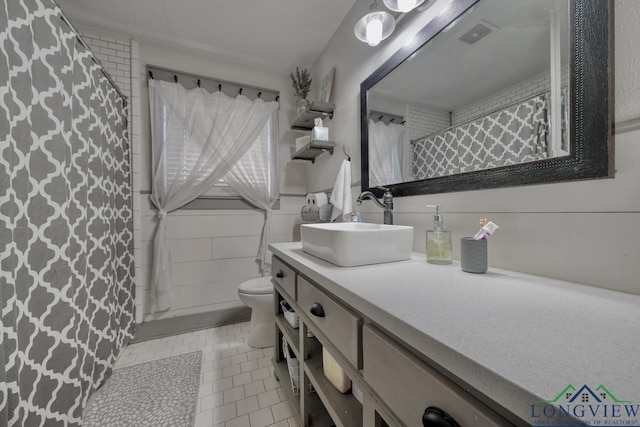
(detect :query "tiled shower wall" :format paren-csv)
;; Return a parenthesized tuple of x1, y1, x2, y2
(451, 69, 568, 125)
(403, 70, 568, 179)
(406, 105, 450, 141)
(79, 29, 144, 323)
(404, 105, 450, 180)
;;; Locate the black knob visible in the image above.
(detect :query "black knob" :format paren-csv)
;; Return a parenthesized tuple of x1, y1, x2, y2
(422, 407, 460, 427)
(310, 302, 325, 317)
(276, 271, 284, 279)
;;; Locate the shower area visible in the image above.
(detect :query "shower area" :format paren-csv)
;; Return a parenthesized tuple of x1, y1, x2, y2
(366, 0, 570, 189)
(411, 91, 554, 180)
(1, 0, 134, 425)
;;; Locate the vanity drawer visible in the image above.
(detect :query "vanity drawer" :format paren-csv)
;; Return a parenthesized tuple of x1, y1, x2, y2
(363, 325, 510, 427)
(272, 257, 296, 300)
(297, 276, 362, 369)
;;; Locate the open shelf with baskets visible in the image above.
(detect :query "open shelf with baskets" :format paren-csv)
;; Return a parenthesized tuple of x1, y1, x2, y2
(304, 339, 363, 427)
(273, 279, 363, 427)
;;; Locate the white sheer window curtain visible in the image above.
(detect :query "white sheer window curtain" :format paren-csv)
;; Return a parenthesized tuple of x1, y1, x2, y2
(149, 79, 279, 313)
(368, 119, 406, 186)
(224, 109, 279, 275)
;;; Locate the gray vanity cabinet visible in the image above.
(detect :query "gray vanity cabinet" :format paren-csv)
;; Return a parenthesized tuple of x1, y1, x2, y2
(271, 255, 512, 427)
(297, 276, 362, 369)
(272, 257, 296, 299)
(363, 325, 511, 427)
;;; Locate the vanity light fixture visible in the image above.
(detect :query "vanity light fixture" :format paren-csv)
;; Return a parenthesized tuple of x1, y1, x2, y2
(354, 1, 396, 47)
(382, 0, 427, 13)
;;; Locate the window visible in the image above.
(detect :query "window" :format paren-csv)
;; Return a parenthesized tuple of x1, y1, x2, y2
(161, 105, 278, 201)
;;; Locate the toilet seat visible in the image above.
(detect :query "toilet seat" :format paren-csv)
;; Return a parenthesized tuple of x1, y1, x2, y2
(238, 277, 273, 295)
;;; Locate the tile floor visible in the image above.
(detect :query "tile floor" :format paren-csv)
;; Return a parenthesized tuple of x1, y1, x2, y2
(114, 321, 299, 427)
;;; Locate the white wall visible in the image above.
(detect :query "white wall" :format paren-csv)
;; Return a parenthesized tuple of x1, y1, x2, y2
(308, 0, 640, 295)
(135, 41, 306, 321)
(78, 29, 307, 323)
(136, 197, 303, 319)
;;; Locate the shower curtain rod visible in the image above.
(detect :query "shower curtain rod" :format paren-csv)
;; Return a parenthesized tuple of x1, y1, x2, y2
(57, 10, 128, 103)
(146, 65, 280, 102)
(410, 87, 556, 145)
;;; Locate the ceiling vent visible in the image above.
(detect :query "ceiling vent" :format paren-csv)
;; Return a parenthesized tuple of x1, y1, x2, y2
(459, 22, 494, 45)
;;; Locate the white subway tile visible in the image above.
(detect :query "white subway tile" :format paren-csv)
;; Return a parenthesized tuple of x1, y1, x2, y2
(133, 213, 141, 230)
(135, 264, 150, 290)
(109, 55, 125, 64)
(101, 47, 117, 56)
(131, 39, 139, 58)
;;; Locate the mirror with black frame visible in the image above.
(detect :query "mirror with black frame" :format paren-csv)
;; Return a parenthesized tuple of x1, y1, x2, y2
(360, 0, 613, 197)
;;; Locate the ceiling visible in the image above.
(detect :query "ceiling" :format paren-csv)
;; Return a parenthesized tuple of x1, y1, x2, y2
(56, 0, 359, 72)
(371, 0, 569, 111)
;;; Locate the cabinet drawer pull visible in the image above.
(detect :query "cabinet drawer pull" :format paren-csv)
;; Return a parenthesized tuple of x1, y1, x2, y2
(310, 302, 325, 317)
(422, 407, 460, 427)
(276, 271, 284, 279)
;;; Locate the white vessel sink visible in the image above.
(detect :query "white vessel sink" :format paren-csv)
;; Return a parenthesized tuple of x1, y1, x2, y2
(300, 223, 414, 267)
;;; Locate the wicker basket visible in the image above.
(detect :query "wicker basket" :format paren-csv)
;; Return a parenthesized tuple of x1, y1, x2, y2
(282, 338, 314, 395)
(280, 300, 299, 328)
(280, 300, 314, 337)
(300, 204, 333, 223)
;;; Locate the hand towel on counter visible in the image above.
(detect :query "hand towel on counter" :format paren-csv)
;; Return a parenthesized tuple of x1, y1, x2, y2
(330, 159, 353, 221)
(304, 192, 328, 212)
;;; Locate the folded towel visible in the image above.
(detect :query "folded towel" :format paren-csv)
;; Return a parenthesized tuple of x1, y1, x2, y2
(330, 160, 353, 221)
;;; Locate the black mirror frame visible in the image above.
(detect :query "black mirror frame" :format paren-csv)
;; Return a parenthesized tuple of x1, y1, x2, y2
(360, 0, 613, 198)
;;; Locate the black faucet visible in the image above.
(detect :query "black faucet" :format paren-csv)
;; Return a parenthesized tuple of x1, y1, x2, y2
(356, 187, 393, 225)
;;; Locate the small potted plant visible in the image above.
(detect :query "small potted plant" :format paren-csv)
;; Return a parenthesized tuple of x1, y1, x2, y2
(290, 67, 312, 114)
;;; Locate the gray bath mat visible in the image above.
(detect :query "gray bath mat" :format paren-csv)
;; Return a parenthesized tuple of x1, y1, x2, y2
(83, 351, 202, 427)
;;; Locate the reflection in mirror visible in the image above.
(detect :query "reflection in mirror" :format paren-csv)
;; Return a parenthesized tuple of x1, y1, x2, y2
(362, 0, 613, 197)
(368, 110, 408, 185)
(368, 0, 570, 187)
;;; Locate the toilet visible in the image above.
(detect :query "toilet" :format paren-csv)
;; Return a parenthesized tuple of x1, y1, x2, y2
(238, 277, 275, 348)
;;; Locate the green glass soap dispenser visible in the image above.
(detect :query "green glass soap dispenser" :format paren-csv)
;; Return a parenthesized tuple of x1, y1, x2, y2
(426, 204, 452, 264)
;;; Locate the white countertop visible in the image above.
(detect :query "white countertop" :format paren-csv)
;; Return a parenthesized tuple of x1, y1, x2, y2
(270, 242, 640, 425)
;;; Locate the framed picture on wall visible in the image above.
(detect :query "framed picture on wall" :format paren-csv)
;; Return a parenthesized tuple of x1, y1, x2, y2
(318, 67, 335, 103)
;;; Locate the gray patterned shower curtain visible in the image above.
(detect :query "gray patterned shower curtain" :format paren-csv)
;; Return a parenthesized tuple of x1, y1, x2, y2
(412, 94, 549, 179)
(0, 1, 135, 426)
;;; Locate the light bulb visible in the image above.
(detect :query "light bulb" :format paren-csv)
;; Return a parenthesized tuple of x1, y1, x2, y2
(366, 17, 383, 46)
(397, 0, 416, 12)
